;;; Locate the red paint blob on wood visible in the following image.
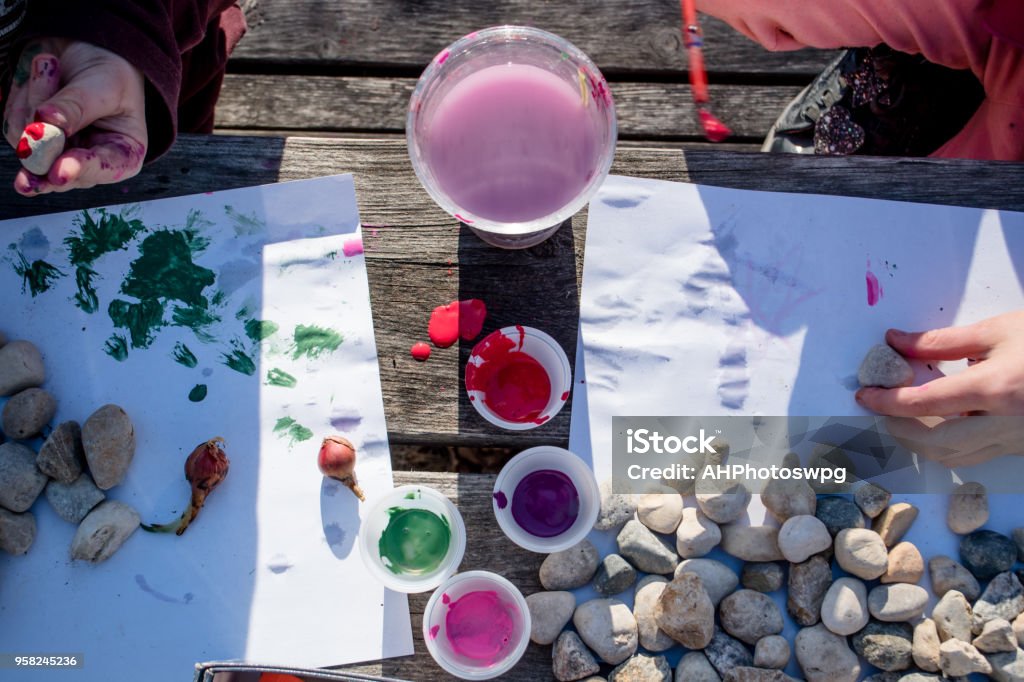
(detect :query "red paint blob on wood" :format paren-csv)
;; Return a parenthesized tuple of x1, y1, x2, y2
(428, 299, 488, 348)
(466, 330, 551, 424)
(259, 674, 304, 682)
(23, 122, 46, 141)
(411, 342, 432, 361)
(698, 110, 732, 142)
(15, 137, 32, 159)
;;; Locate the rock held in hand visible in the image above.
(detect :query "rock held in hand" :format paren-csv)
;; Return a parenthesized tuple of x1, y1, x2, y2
(36, 421, 84, 484)
(0, 340, 46, 396)
(81, 404, 136, 490)
(70, 500, 140, 563)
(858, 343, 913, 388)
(0, 442, 48, 512)
(17, 122, 66, 175)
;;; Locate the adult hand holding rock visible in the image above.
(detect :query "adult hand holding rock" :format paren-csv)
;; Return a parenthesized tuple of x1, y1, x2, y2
(4, 39, 147, 196)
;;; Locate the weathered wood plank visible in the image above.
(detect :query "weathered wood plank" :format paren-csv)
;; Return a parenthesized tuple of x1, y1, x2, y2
(216, 74, 804, 141)
(235, 0, 835, 77)
(2, 137, 1022, 450)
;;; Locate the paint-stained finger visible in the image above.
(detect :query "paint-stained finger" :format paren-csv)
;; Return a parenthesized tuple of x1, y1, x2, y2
(856, 369, 994, 417)
(4, 98, 30, 148)
(26, 54, 61, 114)
(43, 133, 146, 191)
(12, 169, 53, 196)
(885, 323, 995, 361)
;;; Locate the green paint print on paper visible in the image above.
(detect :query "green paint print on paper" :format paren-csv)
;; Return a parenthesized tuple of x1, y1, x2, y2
(273, 416, 313, 445)
(108, 229, 217, 348)
(224, 205, 265, 237)
(104, 335, 129, 361)
(265, 368, 296, 388)
(11, 251, 65, 296)
(65, 208, 146, 313)
(188, 384, 208, 402)
(222, 348, 256, 376)
(172, 342, 198, 368)
(378, 507, 451, 575)
(291, 324, 343, 360)
(245, 319, 279, 343)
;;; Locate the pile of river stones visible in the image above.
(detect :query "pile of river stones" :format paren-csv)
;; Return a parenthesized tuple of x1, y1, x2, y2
(0, 334, 141, 563)
(528, 450, 1024, 682)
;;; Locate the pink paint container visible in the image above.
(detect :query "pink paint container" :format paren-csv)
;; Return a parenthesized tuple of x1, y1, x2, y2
(407, 26, 617, 249)
(465, 325, 572, 431)
(492, 446, 600, 553)
(423, 570, 531, 679)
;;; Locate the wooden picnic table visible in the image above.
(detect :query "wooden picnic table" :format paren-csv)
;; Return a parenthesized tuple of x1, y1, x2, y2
(3, 2, 1024, 679)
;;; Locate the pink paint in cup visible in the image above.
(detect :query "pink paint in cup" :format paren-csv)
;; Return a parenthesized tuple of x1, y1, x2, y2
(423, 571, 531, 679)
(407, 26, 617, 249)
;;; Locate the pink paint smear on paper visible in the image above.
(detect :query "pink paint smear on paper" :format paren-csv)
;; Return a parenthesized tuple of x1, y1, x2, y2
(866, 259, 884, 306)
(343, 237, 364, 257)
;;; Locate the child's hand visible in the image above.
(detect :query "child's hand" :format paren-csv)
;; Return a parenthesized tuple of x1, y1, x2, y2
(4, 39, 148, 195)
(856, 311, 1024, 416)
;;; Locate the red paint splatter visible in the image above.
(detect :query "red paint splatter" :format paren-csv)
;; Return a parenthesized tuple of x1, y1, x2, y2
(466, 330, 552, 424)
(437, 50, 450, 65)
(428, 299, 488, 348)
(15, 137, 32, 159)
(866, 271, 883, 306)
(454, 213, 474, 224)
(23, 122, 45, 141)
(429, 624, 440, 639)
(560, 391, 569, 401)
(343, 237, 364, 257)
(698, 110, 732, 142)
(411, 342, 431, 362)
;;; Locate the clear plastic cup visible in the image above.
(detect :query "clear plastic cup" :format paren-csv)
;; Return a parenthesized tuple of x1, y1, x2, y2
(492, 446, 600, 553)
(465, 325, 572, 430)
(422, 570, 531, 679)
(407, 26, 617, 249)
(358, 485, 466, 593)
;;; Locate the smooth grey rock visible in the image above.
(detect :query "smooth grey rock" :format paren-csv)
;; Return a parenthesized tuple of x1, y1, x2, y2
(948, 482, 989, 535)
(913, 618, 941, 672)
(821, 577, 869, 636)
(762, 475, 816, 523)
(636, 491, 683, 534)
(609, 654, 671, 682)
(633, 576, 675, 653)
(0, 340, 45, 396)
(655, 572, 714, 648)
(696, 481, 751, 525)
(835, 528, 888, 580)
(873, 502, 919, 547)
(2, 387, 56, 439)
(988, 648, 1024, 682)
(0, 507, 35, 554)
(855, 482, 891, 519)
(938, 638, 992, 677)
(704, 628, 754, 678)
(974, 618, 1018, 653)
(815, 496, 865, 536)
(617, 519, 679, 574)
(858, 344, 913, 388)
(573, 598, 638, 665)
(933, 590, 974, 643)
(36, 421, 84, 484)
(541, 539, 601, 590)
(70, 500, 140, 563)
(961, 531, 1018, 581)
(720, 589, 783, 645)
(742, 562, 785, 593)
(720, 525, 784, 562)
(675, 507, 720, 558)
(45, 474, 105, 524)
(882, 541, 925, 584)
(862, 674, 902, 682)
(0, 442, 47, 512)
(723, 668, 799, 682)
(929, 555, 981, 602)
(595, 553, 637, 596)
(526, 591, 574, 645)
(794, 623, 861, 682)
(753, 635, 790, 669)
(778, 514, 832, 563)
(852, 620, 914, 672)
(81, 404, 136, 490)
(676, 558, 739, 606)
(868, 583, 929, 622)
(896, 675, 943, 682)
(676, 652, 721, 682)
(788, 555, 832, 627)
(595, 479, 636, 531)
(553, 631, 601, 682)
(974, 572, 1024, 630)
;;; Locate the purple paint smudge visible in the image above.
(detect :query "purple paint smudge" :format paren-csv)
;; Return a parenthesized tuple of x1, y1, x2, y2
(330, 414, 363, 431)
(135, 574, 194, 604)
(493, 491, 508, 509)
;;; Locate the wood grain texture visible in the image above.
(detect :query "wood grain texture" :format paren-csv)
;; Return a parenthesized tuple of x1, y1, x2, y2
(216, 74, 805, 141)
(3, 137, 1023, 450)
(234, 0, 836, 77)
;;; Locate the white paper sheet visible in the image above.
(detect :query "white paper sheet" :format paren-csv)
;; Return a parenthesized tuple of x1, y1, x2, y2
(569, 175, 1024, 675)
(0, 176, 412, 680)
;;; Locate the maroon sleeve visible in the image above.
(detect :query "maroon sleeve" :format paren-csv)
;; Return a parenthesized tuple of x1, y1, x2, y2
(14, 0, 242, 162)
